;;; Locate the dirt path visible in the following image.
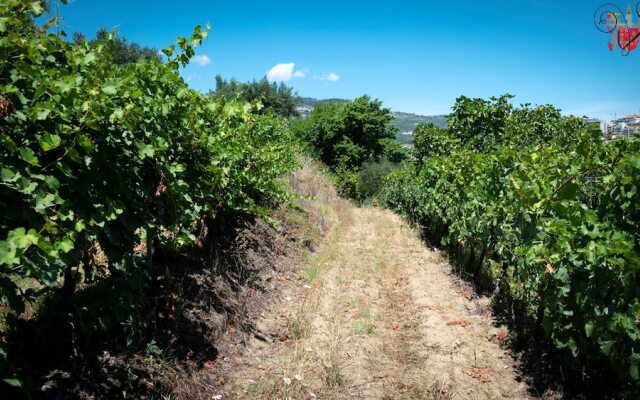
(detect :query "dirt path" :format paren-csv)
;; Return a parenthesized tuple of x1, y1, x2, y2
(221, 204, 530, 399)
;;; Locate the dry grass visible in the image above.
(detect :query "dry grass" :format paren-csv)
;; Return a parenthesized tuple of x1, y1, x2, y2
(220, 162, 529, 400)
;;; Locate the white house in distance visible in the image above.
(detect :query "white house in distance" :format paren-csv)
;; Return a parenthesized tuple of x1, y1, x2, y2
(585, 114, 640, 141)
(606, 114, 640, 141)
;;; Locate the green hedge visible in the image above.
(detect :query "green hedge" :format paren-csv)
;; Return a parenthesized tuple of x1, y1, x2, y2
(0, 0, 297, 386)
(384, 97, 640, 387)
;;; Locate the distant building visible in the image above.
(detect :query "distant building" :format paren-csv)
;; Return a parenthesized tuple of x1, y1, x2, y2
(606, 114, 640, 141)
(588, 114, 640, 141)
(600, 120, 612, 134)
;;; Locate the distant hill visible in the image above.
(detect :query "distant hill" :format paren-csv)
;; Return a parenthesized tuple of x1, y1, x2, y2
(296, 97, 351, 108)
(295, 97, 447, 146)
(295, 97, 351, 118)
(392, 112, 448, 145)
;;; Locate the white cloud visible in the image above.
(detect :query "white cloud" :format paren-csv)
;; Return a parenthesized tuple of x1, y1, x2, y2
(266, 63, 307, 81)
(315, 72, 340, 82)
(192, 55, 211, 66)
(325, 72, 340, 81)
(293, 68, 308, 78)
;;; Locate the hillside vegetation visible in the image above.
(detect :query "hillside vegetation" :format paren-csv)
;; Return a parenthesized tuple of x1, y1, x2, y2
(295, 97, 446, 145)
(392, 112, 447, 145)
(2, 2, 640, 398)
(293, 95, 408, 201)
(384, 94, 640, 395)
(0, 2, 297, 395)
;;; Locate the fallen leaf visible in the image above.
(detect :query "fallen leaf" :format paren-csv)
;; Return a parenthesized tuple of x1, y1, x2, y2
(496, 330, 508, 342)
(466, 366, 494, 382)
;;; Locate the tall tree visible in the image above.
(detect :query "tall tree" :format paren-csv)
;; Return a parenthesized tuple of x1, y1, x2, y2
(73, 28, 161, 65)
(295, 95, 398, 169)
(211, 75, 298, 118)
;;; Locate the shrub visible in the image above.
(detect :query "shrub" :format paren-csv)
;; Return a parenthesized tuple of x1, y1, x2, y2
(384, 95, 640, 389)
(358, 159, 401, 202)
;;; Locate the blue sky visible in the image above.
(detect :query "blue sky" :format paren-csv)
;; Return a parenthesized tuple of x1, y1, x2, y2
(55, 0, 640, 119)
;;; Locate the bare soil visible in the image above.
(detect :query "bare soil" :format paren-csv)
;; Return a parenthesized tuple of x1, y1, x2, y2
(218, 194, 530, 399)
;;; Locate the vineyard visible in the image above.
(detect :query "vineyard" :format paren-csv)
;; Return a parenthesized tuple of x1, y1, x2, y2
(384, 95, 640, 391)
(0, 1, 297, 393)
(2, 1, 640, 398)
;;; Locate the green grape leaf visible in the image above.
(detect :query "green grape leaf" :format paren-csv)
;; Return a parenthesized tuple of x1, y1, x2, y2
(102, 82, 119, 95)
(2, 378, 22, 388)
(57, 238, 74, 253)
(19, 148, 40, 166)
(584, 322, 595, 338)
(0, 241, 19, 266)
(29, 1, 44, 15)
(37, 133, 62, 151)
(7, 228, 39, 249)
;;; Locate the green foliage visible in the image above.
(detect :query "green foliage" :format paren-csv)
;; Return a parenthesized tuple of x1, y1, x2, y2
(295, 96, 402, 202)
(413, 123, 459, 161)
(385, 95, 640, 387)
(357, 158, 401, 202)
(296, 98, 447, 146)
(378, 138, 409, 163)
(212, 75, 298, 118)
(0, 0, 297, 387)
(447, 94, 590, 153)
(294, 101, 346, 164)
(73, 28, 162, 65)
(447, 94, 513, 151)
(295, 95, 397, 170)
(332, 167, 359, 200)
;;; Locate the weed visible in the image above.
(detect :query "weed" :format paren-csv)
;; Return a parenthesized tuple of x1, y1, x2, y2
(429, 380, 453, 400)
(323, 363, 343, 388)
(303, 263, 322, 281)
(145, 339, 163, 359)
(288, 313, 306, 340)
(350, 296, 371, 318)
(353, 319, 376, 335)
